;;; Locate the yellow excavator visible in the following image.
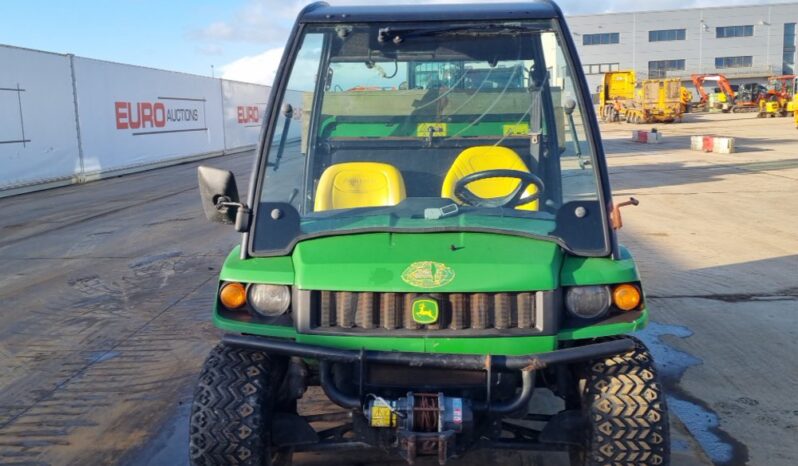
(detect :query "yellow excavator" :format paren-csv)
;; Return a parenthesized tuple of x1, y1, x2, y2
(599, 70, 684, 124)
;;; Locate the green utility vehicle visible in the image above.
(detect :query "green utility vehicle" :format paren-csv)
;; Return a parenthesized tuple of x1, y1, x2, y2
(190, 2, 669, 465)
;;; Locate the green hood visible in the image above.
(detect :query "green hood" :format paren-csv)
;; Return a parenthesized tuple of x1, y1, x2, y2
(291, 232, 562, 292)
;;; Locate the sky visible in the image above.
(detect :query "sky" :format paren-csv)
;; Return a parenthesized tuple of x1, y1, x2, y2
(1, 0, 795, 85)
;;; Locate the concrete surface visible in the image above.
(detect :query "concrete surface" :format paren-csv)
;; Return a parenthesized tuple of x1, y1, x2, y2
(0, 112, 795, 465)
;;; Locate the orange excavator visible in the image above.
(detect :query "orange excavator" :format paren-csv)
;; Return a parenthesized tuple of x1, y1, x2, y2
(691, 74, 764, 113)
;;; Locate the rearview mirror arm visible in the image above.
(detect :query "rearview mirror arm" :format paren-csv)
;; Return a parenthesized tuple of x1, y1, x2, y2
(217, 200, 251, 233)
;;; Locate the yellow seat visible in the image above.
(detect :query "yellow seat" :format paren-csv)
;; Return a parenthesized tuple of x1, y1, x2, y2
(441, 146, 538, 211)
(314, 162, 406, 212)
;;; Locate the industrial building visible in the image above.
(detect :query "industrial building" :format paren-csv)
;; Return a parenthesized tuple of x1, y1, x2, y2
(568, 2, 798, 93)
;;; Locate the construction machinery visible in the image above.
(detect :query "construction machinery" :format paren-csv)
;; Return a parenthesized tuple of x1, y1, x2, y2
(691, 74, 766, 113)
(189, 4, 672, 465)
(599, 70, 683, 123)
(680, 86, 694, 113)
(758, 75, 796, 118)
(794, 78, 798, 128)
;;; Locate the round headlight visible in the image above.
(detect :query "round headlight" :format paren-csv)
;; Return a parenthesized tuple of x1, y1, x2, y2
(248, 284, 291, 317)
(565, 286, 611, 319)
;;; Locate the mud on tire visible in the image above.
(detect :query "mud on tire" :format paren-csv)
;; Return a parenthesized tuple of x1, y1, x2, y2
(577, 337, 670, 466)
(189, 344, 283, 466)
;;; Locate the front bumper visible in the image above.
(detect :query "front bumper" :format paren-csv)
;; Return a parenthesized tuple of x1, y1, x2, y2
(223, 334, 635, 410)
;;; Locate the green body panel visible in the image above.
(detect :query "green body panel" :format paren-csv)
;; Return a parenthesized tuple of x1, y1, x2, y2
(559, 308, 648, 340)
(560, 246, 639, 286)
(215, 310, 557, 354)
(219, 246, 294, 284)
(292, 232, 562, 292)
(321, 121, 521, 139)
(215, 234, 647, 354)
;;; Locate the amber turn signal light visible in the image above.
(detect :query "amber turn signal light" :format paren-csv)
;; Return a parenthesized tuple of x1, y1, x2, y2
(219, 282, 247, 309)
(612, 284, 641, 311)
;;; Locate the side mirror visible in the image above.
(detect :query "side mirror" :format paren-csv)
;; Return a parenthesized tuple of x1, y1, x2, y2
(197, 166, 240, 224)
(563, 98, 577, 116)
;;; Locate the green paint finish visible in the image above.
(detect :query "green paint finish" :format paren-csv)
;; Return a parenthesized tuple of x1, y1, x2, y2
(213, 311, 556, 355)
(219, 246, 294, 284)
(214, 236, 642, 355)
(214, 312, 299, 339)
(292, 232, 563, 292)
(560, 245, 639, 286)
(297, 214, 556, 238)
(558, 308, 649, 340)
(321, 121, 521, 139)
(424, 335, 556, 355)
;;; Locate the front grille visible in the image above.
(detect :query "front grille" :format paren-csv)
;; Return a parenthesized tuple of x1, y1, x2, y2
(309, 290, 539, 332)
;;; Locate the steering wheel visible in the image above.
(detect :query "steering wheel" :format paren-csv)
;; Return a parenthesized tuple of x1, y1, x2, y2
(454, 169, 545, 208)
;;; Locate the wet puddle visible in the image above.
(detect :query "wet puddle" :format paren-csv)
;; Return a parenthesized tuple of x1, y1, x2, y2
(637, 322, 750, 465)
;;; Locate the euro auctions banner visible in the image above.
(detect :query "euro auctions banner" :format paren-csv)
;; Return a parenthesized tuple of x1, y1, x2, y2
(0, 45, 81, 190)
(221, 80, 270, 150)
(73, 57, 225, 175)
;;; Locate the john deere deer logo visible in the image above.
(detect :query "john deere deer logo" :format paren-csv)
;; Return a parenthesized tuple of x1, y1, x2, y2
(412, 298, 439, 325)
(401, 261, 455, 289)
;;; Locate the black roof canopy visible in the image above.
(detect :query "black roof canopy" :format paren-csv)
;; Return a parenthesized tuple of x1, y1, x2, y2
(299, 1, 562, 24)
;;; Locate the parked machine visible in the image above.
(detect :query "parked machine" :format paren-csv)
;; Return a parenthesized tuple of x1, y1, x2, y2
(794, 78, 798, 128)
(691, 74, 735, 112)
(691, 74, 766, 113)
(189, 4, 671, 465)
(680, 86, 694, 113)
(598, 70, 636, 122)
(599, 70, 683, 123)
(759, 75, 797, 118)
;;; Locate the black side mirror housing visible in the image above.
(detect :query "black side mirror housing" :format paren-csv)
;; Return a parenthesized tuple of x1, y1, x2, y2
(197, 166, 240, 225)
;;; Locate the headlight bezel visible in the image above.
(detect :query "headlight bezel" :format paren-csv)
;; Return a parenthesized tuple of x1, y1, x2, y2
(217, 281, 293, 321)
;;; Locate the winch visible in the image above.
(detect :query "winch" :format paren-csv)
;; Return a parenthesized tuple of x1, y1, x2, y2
(365, 392, 474, 464)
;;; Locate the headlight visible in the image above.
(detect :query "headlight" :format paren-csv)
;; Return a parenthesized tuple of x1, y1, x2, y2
(565, 286, 611, 319)
(248, 284, 291, 317)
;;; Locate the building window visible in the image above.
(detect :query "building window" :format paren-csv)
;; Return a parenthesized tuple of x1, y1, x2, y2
(716, 25, 754, 38)
(784, 23, 796, 74)
(583, 63, 621, 75)
(648, 59, 686, 78)
(715, 56, 753, 69)
(583, 33, 620, 46)
(649, 29, 686, 42)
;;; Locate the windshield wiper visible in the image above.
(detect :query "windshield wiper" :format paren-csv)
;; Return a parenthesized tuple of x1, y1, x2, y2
(563, 98, 590, 169)
(378, 24, 535, 44)
(270, 103, 294, 171)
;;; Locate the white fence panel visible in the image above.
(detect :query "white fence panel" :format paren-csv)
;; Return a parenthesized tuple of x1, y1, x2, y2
(0, 45, 81, 191)
(221, 80, 270, 151)
(73, 58, 225, 175)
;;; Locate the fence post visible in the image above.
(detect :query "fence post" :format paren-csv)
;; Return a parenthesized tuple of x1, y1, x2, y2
(68, 54, 86, 184)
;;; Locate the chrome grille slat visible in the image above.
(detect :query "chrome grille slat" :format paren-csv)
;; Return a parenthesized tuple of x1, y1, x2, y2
(337, 291, 355, 328)
(380, 292, 399, 330)
(403, 293, 420, 330)
(517, 292, 534, 328)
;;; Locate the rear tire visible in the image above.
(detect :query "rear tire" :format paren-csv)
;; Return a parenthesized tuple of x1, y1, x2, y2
(189, 344, 290, 466)
(572, 337, 670, 466)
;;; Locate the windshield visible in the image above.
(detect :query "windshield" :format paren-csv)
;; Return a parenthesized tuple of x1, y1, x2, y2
(252, 20, 608, 256)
